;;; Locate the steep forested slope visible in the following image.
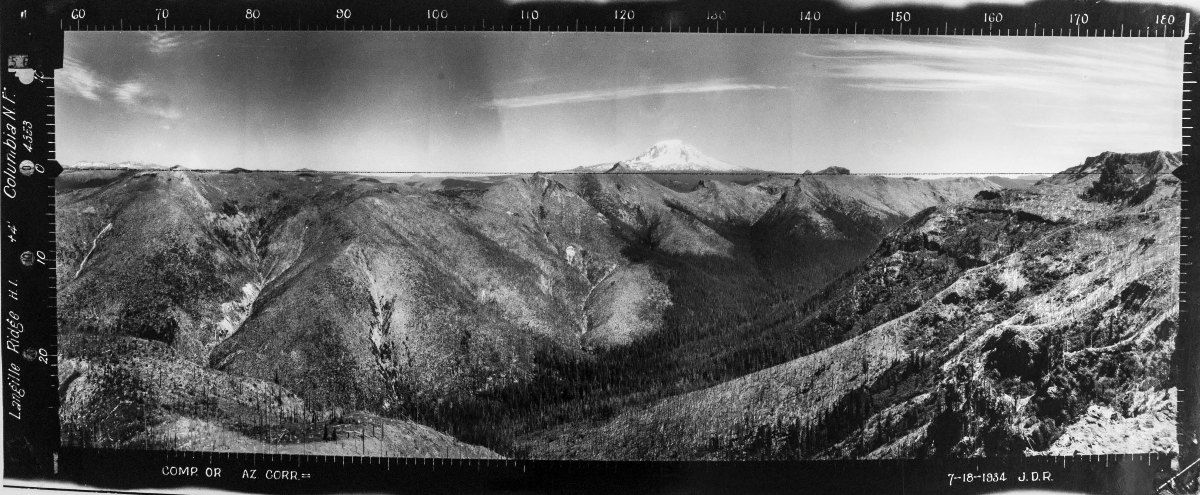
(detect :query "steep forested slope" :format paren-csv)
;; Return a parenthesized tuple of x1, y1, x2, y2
(523, 151, 1180, 460)
(58, 149, 1157, 459)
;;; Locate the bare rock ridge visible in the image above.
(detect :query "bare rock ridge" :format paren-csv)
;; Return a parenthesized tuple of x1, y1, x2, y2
(805, 166, 850, 175)
(1044, 150, 1180, 184)
(56, 149, 1179, 461)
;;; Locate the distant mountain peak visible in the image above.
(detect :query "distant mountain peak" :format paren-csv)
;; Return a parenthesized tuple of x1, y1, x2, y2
(807, 166, 850, 175)
(603, 163, 630, 174)
(619, 140, 751, 172)
(1043, 150, 1182, 186)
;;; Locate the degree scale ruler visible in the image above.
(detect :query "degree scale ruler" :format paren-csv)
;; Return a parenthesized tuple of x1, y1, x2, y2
(24, 1, 1200, 36)
(1, 1, 1198, 494)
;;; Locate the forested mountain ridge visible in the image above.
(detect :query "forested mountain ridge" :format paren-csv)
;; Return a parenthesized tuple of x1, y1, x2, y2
(524, 151, 1181, 460)
(54, 147, 1177, 459)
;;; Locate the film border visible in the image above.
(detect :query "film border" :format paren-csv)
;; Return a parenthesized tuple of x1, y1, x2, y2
(1, 1, 1197, 493)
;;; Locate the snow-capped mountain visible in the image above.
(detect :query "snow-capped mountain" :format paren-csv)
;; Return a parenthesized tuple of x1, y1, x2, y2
(581, 140, 753, 173)
(67, 161, 186, 171)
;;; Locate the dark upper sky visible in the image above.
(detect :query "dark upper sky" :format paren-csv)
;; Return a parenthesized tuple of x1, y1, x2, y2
(57, 32, 1181, 174)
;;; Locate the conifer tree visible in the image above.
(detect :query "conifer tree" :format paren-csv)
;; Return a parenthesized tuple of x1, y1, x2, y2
(1086, 161, 1135, 202)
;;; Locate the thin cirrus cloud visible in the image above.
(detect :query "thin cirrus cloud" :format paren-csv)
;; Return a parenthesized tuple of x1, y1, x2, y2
(58, 56, 180, 120)
(57, 56, 104, 101)
(112, 81, 180, 119)
(145, 32, 186, 54)
(810, 37, 1179, 98)
(1015, 120, 1168, 143)
(143, 31, 207, 54)
(487, 79, 784, 109)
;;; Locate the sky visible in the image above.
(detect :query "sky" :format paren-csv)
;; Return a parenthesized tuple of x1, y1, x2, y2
(57, 32, 1182, 175)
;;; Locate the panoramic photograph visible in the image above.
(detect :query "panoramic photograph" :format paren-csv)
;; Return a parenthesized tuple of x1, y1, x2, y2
(53, 32, 1181, 460)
